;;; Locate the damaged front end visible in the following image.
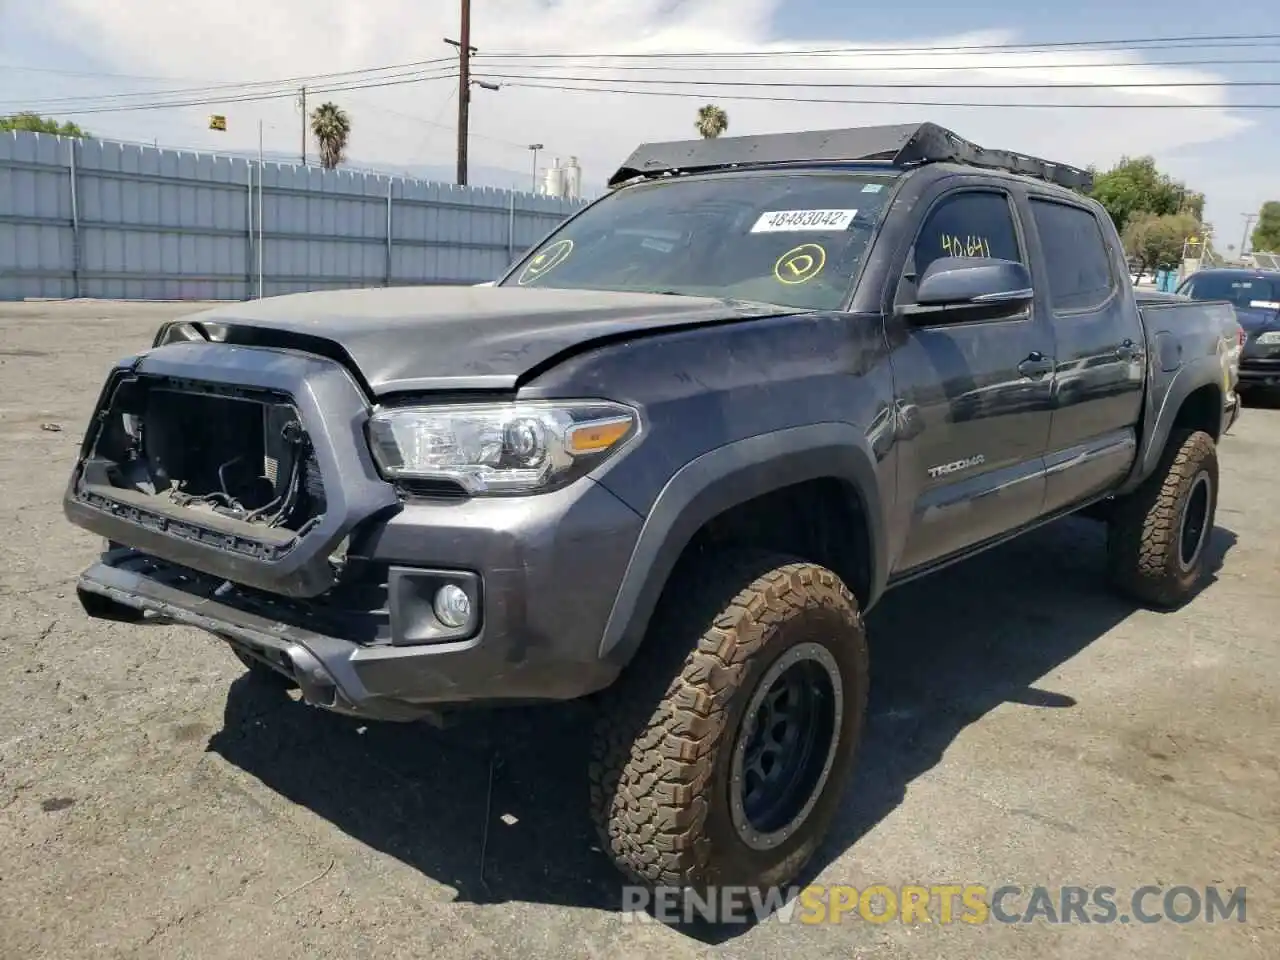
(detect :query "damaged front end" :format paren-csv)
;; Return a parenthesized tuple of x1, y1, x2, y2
(80, 377, 326, 544)
(64, 339, 401, 599)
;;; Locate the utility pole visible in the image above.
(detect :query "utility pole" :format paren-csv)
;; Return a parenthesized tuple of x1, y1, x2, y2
(298, 86, 307, 165)
(445, 0, 474, 186)
(1241, 213, 1258, 256)
(528, 143, 543, 193)
(257, 119, 264, 299)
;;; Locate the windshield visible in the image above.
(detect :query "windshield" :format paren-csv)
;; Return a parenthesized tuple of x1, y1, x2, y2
(500, 169, 901, 310)
(1178, 273, 1280, 309)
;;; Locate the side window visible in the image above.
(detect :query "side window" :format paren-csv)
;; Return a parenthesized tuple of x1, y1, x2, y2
(914, 191, 1023, 277)
(1030, 199, 1115, 312)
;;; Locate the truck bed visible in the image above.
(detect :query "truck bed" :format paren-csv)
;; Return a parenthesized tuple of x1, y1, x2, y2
(1121, 291, 1241, 492)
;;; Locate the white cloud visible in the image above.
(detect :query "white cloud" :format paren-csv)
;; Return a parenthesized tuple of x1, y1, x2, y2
(31, 0, 1257, 208)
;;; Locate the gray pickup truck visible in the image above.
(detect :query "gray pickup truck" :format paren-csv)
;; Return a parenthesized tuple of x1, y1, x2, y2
(64, 122, 1238, 894)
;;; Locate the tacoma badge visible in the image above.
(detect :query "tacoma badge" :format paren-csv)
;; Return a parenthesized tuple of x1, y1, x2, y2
(927, 454, 986, 479)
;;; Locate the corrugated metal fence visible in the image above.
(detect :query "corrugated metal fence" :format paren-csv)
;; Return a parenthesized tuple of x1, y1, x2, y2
(0, 131, 588, 301)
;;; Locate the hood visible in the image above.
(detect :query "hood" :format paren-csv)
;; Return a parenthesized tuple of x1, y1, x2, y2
(168, 286, 799, 396)
(1232, 303, 1280, 333)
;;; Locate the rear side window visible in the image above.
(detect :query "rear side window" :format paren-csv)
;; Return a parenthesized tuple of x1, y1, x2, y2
(1030, 199, 1115, 312)
(914, 191, 1023, 275)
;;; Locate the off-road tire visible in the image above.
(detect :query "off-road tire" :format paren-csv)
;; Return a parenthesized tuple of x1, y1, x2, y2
(1107, 428, 1218, 609)
(588, 550, 869, 891)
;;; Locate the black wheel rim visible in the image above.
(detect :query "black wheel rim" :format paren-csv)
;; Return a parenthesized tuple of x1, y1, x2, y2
(730, 642, 844, 851)
(1178, 471, 1212, 571)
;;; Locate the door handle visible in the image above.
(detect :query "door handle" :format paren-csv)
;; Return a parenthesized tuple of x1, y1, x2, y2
(1115, 338, 1136, 361)
(1018, 352, 1054, 378)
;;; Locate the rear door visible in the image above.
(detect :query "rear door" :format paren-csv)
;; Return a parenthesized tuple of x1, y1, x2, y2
(887, 179, 1056, 573)
(1022, 194, 1147, 514)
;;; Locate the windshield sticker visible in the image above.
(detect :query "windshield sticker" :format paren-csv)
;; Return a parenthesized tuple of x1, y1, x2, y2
(750, 209, 857, 233)
(774, 243, 827, 284)
(641, 237, 675, 253)
(517, 238, 574, 284)
(861, 184, 884, 193)
(1250, 299, 1280, 310)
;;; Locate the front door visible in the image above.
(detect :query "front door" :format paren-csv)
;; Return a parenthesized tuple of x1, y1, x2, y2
(886, 183, 1056, 574)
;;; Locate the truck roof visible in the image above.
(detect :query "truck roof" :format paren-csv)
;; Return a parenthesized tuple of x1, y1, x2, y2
(608, 121, 1093, 193)
(1186, 266, 1280, 279)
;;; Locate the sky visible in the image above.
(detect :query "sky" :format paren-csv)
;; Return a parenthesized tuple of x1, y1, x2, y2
(1, 0, 1276, 249)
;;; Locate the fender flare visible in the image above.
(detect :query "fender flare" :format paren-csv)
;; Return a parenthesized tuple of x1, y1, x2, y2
(596, 422, 889, 667)
(1121, 353, 1223, 494)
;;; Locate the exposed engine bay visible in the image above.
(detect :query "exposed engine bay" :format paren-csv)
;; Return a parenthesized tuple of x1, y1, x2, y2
(80, 376, 326, 534)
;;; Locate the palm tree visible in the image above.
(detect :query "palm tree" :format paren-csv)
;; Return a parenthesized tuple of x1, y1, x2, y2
(695, 104, 728, 139)
(310, 102, 351, 169)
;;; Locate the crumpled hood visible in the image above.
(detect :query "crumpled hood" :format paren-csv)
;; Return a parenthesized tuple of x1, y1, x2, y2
(169, 286, 796, 396)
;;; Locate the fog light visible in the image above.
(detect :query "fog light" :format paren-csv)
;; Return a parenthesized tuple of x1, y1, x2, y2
(433, 584, 472, 628)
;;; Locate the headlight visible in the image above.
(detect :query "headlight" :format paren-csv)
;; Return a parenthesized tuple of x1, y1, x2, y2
(1255, 331, 1280, 345)
(367, 400, 639, 494)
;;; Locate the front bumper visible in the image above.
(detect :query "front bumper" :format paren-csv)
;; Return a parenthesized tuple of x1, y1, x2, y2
(77, 472, 643, 720)
(1238, 337, 1280, 387)
(1238, 356, 1280, 387)
(65, 341, 646, 721)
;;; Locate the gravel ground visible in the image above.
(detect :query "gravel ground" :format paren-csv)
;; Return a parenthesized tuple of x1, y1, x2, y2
(0, 299, 1276, 960)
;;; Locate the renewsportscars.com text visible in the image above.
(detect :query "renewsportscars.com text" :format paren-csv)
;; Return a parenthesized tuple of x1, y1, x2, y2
(621, 884, 1248, 926)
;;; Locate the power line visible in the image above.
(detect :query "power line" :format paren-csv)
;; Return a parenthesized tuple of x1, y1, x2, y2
(468, 56, 1280, 74)
(7, 64, 583, 167)
(8, 30, 1277, 113)
(6, 49, 1274, 97)
(7, 30, 1278, 109)
(15, 51, 1273, 115)
(0, 63, 219, 81)
(10, 70, 458, 116)
(480, 71, 1280, 90)
(8, 31, 1279, 85)
(493, 79, 1280, 109)
(2, 57, 458, 110)
(476, 32, 1280, 59)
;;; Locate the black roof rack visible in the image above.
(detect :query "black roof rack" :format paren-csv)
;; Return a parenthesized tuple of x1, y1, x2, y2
(607, 121, 1093, 192)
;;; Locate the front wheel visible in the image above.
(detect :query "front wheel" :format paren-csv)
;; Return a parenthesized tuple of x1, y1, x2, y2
(589, 552, 869, 891)
(1107, 429, 1219, 608)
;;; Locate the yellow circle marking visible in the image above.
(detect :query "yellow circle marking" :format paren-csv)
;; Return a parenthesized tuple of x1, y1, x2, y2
(518, 238, 574, 284)
(774, 243, 827, 285)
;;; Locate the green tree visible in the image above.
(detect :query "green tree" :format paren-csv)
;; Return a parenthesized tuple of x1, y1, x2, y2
(1181, 190, 1206, 223)
(1087, 156, 1199, 235)
(1122, 211, 1201, 277)
(0, 112, 90, 137)
(1251, 201, 1280, 253)
(309, 102, 350, 169)
(695, 104, 728, 139)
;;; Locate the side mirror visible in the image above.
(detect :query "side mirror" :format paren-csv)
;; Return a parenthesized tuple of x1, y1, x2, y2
(901, 257, 1033, 321)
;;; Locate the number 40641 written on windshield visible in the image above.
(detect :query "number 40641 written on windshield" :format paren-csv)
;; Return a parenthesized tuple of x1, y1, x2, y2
(941, 234, 992, 258)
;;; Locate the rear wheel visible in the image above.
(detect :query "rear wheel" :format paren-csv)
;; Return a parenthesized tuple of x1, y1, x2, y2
(589, 551, 869, 890)
(1107, 429, 1218, 608)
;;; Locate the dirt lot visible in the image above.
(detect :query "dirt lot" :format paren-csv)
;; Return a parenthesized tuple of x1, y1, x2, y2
(0, 299, 1276, 960)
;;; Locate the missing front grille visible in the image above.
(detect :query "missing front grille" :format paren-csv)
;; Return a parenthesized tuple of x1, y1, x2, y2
(83, 377, 326, 533)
